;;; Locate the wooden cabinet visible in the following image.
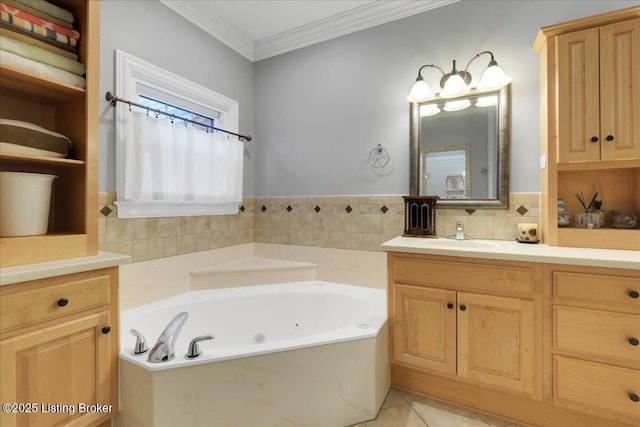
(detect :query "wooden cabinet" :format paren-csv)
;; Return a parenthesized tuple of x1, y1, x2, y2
(535, 7, 640, 250)
(557, 19, 640, 164)
(545, 265, 640, 425)
(389, 251, 637, 426)
(389, 253, 540, 397)
(0, 0, 100, 267)
(0, 268, 119, 427)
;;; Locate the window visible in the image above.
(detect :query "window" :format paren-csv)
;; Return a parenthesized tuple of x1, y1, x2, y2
(114, 50, 242, 218)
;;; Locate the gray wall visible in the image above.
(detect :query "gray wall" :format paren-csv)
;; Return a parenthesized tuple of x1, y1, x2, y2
(253, 0, 636, 197)
(98, 0, 634, 198)
(98, 0, 255, 195)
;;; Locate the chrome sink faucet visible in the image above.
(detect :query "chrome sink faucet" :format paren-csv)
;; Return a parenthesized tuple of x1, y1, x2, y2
(448, 221, 472, 240)
(148, 312, 189, 363)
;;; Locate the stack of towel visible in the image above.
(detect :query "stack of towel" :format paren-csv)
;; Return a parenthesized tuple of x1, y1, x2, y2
(0, 0, 85, 88)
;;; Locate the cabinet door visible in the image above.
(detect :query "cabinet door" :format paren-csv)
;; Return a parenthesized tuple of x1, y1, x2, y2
(392, 284, 456, 374)
(600, 18, 640, 161)
(0, 311, 113, 427)
(557, 27, 601, 164)
(457, 292, 535, 395)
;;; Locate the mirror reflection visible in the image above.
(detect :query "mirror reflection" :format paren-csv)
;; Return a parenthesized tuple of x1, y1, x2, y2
(410, 85, 510, 209)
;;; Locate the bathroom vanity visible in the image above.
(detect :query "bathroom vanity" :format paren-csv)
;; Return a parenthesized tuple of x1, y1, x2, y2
(0, 254, 128, 427)
(383, 237, 639, 427)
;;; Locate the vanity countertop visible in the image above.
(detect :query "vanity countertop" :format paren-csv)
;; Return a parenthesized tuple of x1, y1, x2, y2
(0, 252, 131, 286)
(382, 236, 639, 270)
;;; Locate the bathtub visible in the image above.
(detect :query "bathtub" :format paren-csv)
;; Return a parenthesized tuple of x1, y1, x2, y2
(118, 281, 389, 427)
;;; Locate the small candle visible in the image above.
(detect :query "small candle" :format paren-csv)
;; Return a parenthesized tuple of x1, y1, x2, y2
(517, 223, 539, 242)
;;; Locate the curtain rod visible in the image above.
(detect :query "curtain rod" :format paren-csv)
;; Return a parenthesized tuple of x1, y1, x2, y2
(104, 91, 252, 142)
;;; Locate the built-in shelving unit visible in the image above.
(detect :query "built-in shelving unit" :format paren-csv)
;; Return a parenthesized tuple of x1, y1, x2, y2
(534, 6, 640, 251)
(0, 0, 99, 266)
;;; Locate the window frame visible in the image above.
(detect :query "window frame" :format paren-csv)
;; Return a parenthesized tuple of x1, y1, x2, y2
(114, 50, 241, 218)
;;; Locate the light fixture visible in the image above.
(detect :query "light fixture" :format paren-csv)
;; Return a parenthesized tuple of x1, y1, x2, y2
(407, 51, 510, 102)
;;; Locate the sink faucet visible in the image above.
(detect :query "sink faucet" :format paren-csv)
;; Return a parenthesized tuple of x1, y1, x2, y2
(148, 312, 188, 363)
(448, 221, 471, 240)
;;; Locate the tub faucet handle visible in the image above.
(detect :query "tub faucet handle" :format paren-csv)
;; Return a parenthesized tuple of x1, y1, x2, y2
(186, 334, 215, 359)
(129, 329, 149, 355)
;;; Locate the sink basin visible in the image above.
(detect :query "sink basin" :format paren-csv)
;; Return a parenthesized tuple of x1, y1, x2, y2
(424, 239, 499, 249)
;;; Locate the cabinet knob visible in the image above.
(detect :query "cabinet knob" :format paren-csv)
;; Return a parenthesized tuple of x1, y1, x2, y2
(459, 305, 467, 311)
(57, 298, 69, 307)
(629, 290, 640, 299)
(629, 337, 639, 346)
(605, 135, 614, 141)
(590, 136, 599, 143)
(101, 326, 111, 335)
(447, 303, 454, 309)
(630, 393, 640, 403)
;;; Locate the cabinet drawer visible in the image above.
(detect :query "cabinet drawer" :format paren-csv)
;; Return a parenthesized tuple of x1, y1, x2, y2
(0, 273, 111, 332)
(553, 271, 640, 310)
(554, 306, 640, 364)
(392, 256, 534, 295)
(553, 355, 640, 422)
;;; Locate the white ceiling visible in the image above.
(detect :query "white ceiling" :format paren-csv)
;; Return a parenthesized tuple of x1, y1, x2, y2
(159, 0, 459, 62)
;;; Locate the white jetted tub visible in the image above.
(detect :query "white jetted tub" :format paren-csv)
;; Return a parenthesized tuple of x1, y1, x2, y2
(119, 281, 389, 427)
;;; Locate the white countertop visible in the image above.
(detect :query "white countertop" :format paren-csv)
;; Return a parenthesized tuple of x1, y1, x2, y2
(382, 236, 640, 270)
(0, 252, 132, 286)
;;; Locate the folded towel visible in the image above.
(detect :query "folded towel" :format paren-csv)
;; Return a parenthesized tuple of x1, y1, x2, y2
(13, 0, 73, 24)
(0, 20, 76, 55)
(2, 0, 72, 29)
(0, 49, 85, 88)
(0, 35, 84, 75)
(0, 118, 72, 156)
(0, 3, 79, 47)
(0, 25, 77, 59)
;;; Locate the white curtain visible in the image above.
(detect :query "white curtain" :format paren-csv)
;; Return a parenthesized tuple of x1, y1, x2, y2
(116, 110, 243, 218)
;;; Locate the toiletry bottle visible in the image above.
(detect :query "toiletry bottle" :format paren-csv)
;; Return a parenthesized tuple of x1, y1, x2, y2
(593, 184, 604, 227)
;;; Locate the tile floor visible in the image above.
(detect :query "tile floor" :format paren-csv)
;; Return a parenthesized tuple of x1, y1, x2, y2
(349, 388, 525, 427)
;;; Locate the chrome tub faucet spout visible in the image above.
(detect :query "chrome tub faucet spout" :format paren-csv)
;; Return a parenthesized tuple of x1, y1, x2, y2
(148, 312, 189, 363)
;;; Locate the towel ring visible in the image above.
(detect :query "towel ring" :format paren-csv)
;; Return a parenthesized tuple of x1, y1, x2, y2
(369, 144, 390, 169)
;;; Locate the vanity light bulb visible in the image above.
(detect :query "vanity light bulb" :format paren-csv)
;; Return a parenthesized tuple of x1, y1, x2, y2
(441, 74, 470, 98)
(407, 79, 433, 102)
(479, 65, 511, 90)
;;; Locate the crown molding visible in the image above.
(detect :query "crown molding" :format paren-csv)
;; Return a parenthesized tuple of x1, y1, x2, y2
(159, 0, 255, 61)
(254, 0, 458, 61)
(160, 0, 458, 62)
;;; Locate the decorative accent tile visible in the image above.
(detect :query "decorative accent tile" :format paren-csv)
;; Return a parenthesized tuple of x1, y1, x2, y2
(465, 209, 476, 215)
(100, 206, 112, 217)
(380, 205, 389, 214)
(314, 205, 321, 213)
(345, 205, 353, 213)
(261, 205, 267, 212)
(286, 205, 293, 212)
(516, 205, 528, 216)
(239, 205, 245, 212)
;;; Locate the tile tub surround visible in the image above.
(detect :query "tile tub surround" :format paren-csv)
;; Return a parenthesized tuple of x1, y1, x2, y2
(98, 192, 540, 261)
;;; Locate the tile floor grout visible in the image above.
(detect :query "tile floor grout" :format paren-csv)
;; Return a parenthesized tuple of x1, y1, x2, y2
(350, 387, 524, 427)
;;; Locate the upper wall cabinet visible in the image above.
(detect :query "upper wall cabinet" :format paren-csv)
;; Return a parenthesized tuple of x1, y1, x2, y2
(0, 0, 99, 266)
(557, 19, 640, 164)
(534, 6, 640, 251)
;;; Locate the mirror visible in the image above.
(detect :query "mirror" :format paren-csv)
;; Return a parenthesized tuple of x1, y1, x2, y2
(409, 84, 510, 209)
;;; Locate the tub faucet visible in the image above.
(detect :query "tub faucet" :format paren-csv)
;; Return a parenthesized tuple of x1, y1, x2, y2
(148, 312, 188, 363)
